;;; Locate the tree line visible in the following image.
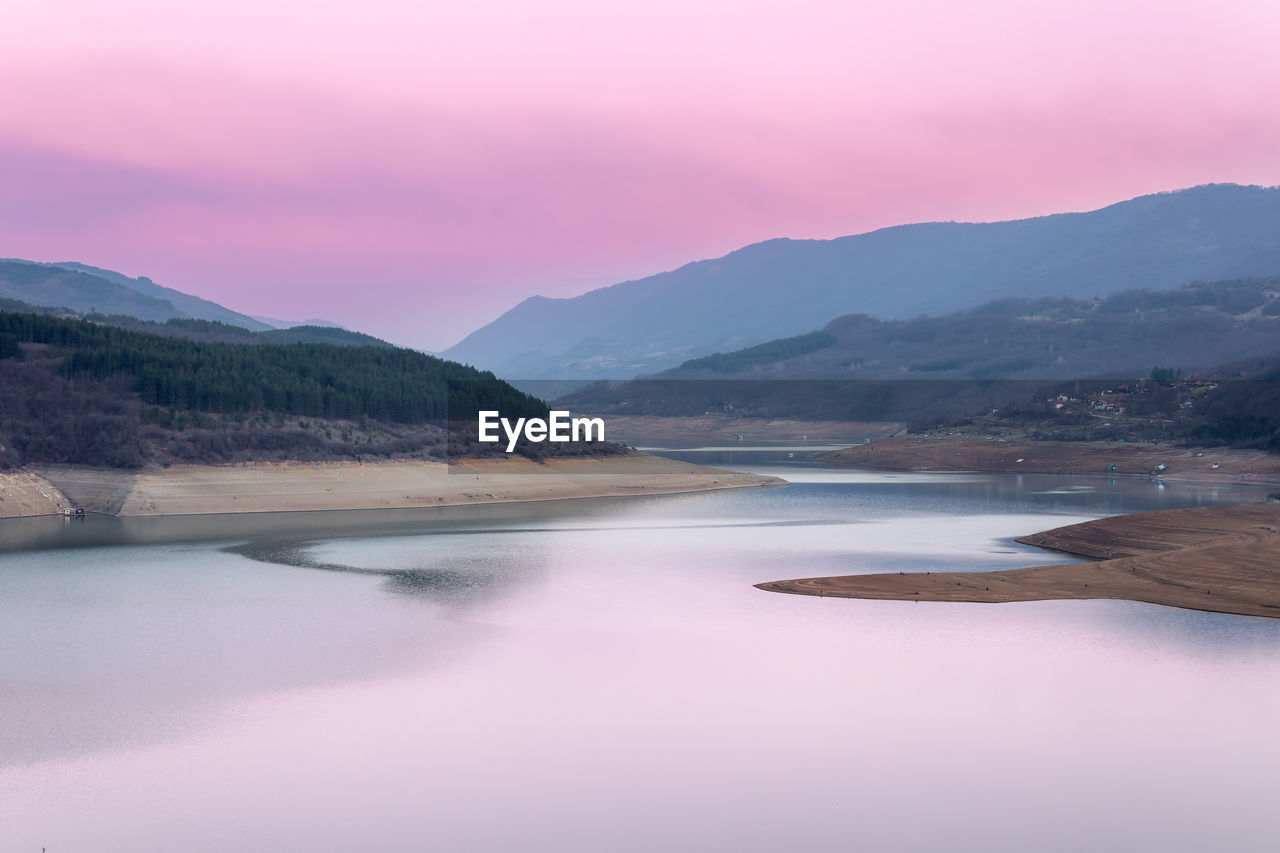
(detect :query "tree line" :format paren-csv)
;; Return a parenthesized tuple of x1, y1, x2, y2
(0, 310, 546, 424)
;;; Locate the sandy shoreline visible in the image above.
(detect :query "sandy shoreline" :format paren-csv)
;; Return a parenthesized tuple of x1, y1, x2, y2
(818, 437, 1280, 486)
(0, 454, 784, 520)
(758, 502, 1280, 619)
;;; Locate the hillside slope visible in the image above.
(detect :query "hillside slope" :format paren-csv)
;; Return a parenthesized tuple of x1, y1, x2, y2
(0, 310, 543, 468)
(657, 277, 1280, 380)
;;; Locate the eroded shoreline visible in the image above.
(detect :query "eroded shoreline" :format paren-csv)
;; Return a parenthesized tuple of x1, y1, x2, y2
(1, 454, 784, 520)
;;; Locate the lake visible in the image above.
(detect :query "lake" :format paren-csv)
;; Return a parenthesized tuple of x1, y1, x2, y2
(3, 466, 1279, 851)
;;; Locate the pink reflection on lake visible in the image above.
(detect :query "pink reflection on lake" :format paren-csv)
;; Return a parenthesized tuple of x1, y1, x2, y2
(3, 472, 1279, 851)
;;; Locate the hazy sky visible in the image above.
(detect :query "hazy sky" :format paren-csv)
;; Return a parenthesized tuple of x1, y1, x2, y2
(3, 0, 1279, 349)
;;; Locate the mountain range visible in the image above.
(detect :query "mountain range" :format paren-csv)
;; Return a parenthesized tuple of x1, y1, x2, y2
(443, 183, 1280, 379)
(0, 259, 346, 331)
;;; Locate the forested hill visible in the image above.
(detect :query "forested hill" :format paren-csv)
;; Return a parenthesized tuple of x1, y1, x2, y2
(0, 310, 545, 468)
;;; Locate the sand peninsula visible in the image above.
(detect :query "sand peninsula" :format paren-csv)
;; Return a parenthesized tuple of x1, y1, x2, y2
(759, 502, 1280, 619)
(818, 437, 1280, 486)
(0, 453, 784, 520)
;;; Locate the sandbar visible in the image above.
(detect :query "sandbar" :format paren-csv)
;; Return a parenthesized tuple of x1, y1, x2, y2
(758, 502, 1280, 619)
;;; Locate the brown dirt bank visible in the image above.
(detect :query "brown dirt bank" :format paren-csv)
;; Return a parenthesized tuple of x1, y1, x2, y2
(16, 453, 783, 519)
(758, 502, 1280, 619)
(818, 437, 1280, 486)
(0, 470, 72, 517)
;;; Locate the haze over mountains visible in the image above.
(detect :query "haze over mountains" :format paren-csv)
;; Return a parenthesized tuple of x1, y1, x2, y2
(250, 315, 347, 331)
(444, 184, 1280, 379)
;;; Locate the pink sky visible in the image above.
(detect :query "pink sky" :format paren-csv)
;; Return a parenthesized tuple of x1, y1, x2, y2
(3, 0, 1280, 349)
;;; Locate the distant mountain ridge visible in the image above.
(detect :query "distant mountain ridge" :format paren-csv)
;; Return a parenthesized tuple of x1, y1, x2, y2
(654, 277, 1280, 381)
(250, 314, 346, 330)
(0, 259, 272, 330)
(444, 183, 1280, 379)
(553, 277, 1280, 424)
(0, 293, 392, 348)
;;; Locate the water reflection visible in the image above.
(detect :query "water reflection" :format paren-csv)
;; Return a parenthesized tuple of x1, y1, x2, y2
(3, 466, 1280, 851)
(227, 539, 546, 607)
(0, 499, 618, 553)
(1085, 597, 1280, 656)
(0, 543, 477, 767)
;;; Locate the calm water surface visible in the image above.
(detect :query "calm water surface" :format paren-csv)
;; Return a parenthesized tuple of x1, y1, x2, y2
(2, 467, 1278, 851)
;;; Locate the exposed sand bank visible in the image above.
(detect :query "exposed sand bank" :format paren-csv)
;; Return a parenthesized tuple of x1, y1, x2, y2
(17, 453, 783, 519)
(758, 502, 1280, 619)
(0, 470, 72, 518)
(819, 437, 1280, 486)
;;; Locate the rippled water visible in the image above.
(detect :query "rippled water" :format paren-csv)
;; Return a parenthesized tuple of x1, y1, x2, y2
(2, 468, 1278, 851)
